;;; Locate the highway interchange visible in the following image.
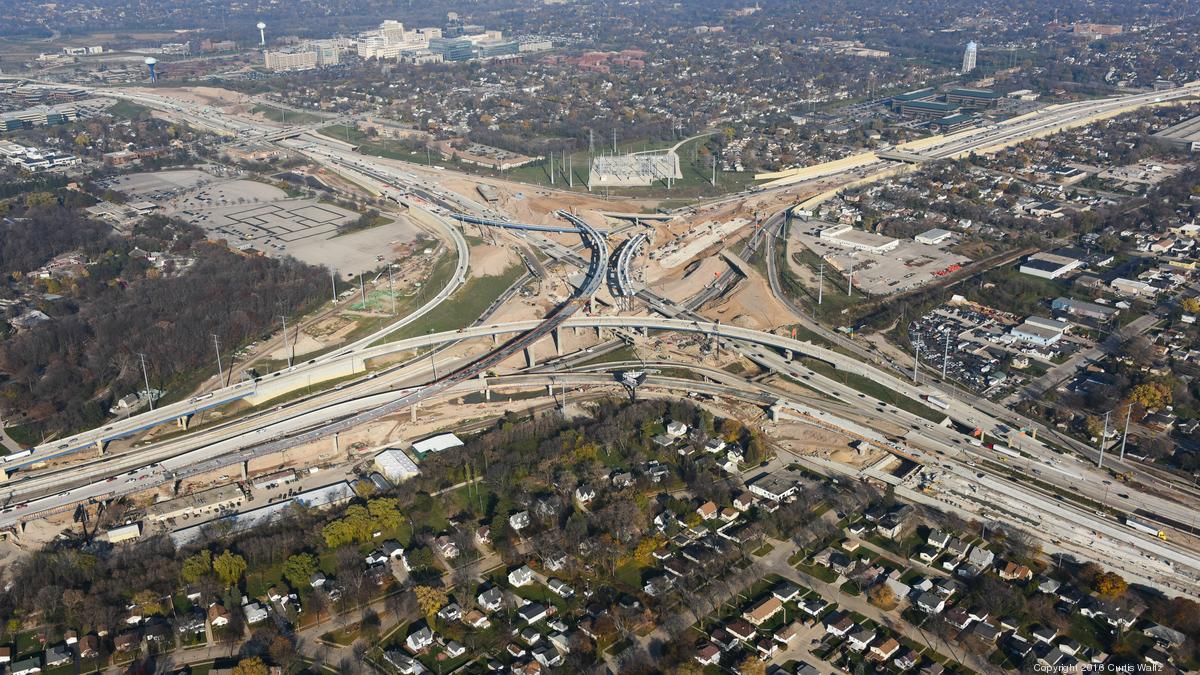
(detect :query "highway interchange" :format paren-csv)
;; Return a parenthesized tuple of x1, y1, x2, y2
(4, 81, 1200, 597)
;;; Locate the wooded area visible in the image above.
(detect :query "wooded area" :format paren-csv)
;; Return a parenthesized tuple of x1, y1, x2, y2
(0, 200, 328, 435)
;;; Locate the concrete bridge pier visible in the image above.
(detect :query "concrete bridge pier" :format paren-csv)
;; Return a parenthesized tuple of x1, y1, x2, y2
(410, 403, 418, 423)
(784, 349, 793, 361)
(333, 432, 340, 456)
(525, 346, 537, 369)
(176, 414, 192, 430)
(492, 333, 499, 346)
(240, 461, 249, 480)
(95, 439, 107, 456)
(479, 372, 491, 401)
(553, 327, 564, 356)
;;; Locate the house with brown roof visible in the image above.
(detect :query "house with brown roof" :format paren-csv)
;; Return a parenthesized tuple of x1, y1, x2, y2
(999, 561, 1032, 581)
(207, 603, 231, 626)
(696, 501, 719, 520)
(743, 596, 783, 626)
(871, 637, 901, 661)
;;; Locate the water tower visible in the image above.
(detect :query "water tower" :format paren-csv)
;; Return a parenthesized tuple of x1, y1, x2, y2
(144, 57, 158, 82)
(257, 21, 267, 46)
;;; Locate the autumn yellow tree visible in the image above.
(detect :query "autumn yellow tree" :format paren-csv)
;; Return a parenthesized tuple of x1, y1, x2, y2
(1094, 571, 1128, 598)
(414, 585, 449, 622)
(1181, 297, 1200, 314)
(231, 656, 268, 675)
(1129, 382, 1172, 410)
(867, 583, 897, 609)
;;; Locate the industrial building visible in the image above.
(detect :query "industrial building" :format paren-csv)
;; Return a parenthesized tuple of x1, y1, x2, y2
(102, 522, 142, 544)
(374, 448, 421, 482)
(145, 484, 245, 523)
(818, 224, 900, 254)
(1051, 297, 1119, 322)
(1151, 116, 1200, 153)
(412, 432, 464, 455)
(169, 482, 354, 546)
(1018, 249, 1086, 279)
(915, 228, 953, 246)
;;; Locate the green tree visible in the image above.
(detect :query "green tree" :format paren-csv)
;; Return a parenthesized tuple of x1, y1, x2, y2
(322, 519, 355, 548)
(181, 550, 212, 584)
(282, 553, 319, 591)
(368, 497, 402, 532)
(213, 549, 247, 588)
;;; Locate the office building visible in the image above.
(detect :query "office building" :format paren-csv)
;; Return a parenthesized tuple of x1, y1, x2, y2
(961, 41, 977, 74)
(264, 49, 319, 72)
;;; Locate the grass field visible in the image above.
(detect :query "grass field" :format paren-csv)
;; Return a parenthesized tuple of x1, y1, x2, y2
(317, 125, 757, 201)
(252, 104, 326, 125)
(374, 263, 525, 344)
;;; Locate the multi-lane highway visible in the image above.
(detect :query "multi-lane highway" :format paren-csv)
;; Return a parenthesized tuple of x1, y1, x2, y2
(8, 79, 1200, 596)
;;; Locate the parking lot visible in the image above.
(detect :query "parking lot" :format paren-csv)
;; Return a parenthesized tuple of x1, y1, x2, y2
(792, 226, 971, 296)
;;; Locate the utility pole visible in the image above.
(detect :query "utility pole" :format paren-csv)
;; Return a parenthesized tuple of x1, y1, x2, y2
(568, 154, 573, 188)
(359, 274, 367, 309)
(212, 334, 225, 387)
(330, 268, 337, 303)
(912, 341, 920, 383)
(280, 315, 292, 368)
(847, 259, 855, 297)
(139, 353, 154, 411)
(427, 329, 439, 380)
(817, 261, 824, 305)
(549, 152, 554, 185)
(942, 330, 951, 380)
(388, 265, 397, 315)
(1098, 410, 1110, 470)
(1119, 403, 1132, 460)
(612, 128, 617, 154)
